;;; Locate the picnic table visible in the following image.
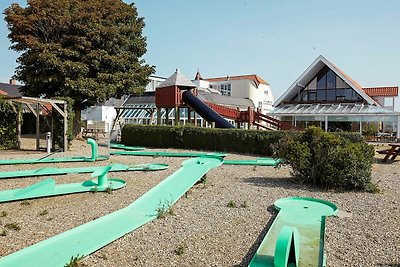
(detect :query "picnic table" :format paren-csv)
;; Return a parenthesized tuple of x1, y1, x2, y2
(378, 144, 400, 162)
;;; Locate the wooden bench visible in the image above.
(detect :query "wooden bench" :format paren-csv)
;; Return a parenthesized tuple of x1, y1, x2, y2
(83, 121, 107, 139)
(378, 144, 400, 162)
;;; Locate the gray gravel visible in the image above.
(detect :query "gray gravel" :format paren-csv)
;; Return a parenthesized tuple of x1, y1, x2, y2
(0, 140, 399, 266)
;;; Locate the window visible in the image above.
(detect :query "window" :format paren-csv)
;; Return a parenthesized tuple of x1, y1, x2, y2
(264, 90, 269, 95)
(326, 70, 336, 89)
(219, 83, 231, 96)
(258, 101, 263, 109)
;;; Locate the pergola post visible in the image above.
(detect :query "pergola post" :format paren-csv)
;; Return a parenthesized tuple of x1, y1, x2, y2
(17, 108, 22, 149)
(397, 115, 400, 140)
(325, 115, 328, 132)
(36, 103, 40, 150)
(63, 102, 68, 152)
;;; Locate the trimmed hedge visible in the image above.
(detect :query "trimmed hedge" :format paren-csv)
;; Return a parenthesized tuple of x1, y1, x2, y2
(273, 127, 375, 192)
(122, 124, 365, 156)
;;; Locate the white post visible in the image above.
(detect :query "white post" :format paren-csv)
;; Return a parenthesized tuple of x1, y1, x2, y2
(359, 117, 362, 134)
(397, 115, 400, 140)
(325, 115, 328, 132)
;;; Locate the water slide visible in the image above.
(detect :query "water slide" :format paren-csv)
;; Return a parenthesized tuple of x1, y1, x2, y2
(182, 90, 235, 128)
(0, 156, 223, 267)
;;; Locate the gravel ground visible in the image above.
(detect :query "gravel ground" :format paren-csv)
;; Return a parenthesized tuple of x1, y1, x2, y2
(0, 140, 399, 266)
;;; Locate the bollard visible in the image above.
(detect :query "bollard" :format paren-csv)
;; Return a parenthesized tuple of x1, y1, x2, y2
(46, 132, 52, 154)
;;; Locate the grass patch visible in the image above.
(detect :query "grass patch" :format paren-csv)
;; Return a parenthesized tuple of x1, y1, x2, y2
(39, 210, 48, 216)
(156, 200, 174, 219)
(227, 200, 237, 208)
(20, 200, 30, 206)
(64, 254, 84, 267)
(174, 243, 187, 256)
(106, 185, 113, 194)
(0, 211, 7, 217)
(0, 229, 7, 236)
(5, 223, 21, 231)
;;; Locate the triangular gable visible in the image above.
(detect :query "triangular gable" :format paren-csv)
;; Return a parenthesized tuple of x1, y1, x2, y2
(157, 69, 196, 89)
(274, 55, 376, 106)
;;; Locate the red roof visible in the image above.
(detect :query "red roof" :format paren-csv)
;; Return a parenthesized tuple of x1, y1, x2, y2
(362, 87, 398, 97)
(204, 74, 269, 86)
(0, 90, 7, 95)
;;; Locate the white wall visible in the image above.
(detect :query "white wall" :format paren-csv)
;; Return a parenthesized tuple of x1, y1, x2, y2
(82, 106, 116, 132)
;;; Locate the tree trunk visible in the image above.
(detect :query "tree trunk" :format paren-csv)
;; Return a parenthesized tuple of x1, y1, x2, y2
(73, 107, 83, 139)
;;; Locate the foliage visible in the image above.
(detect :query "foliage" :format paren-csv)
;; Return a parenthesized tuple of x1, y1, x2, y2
(156, 200, 174, 219)
(121, 124, 362, 156)
(65, 254, 84, 267)
(0, 97, 19, 150)
(4, 223, 21, 231)
(273, 127, 375, 191)
(5, 0, 154, 131)
(227, 200, 237, 208)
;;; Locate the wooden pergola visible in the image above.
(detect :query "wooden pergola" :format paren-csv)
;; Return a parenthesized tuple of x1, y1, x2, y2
(3, 96, 68, 152)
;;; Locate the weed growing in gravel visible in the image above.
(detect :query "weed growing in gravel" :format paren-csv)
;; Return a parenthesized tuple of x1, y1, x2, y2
(39, 210, 48, 216)
(227, 201, 237, 208)
(47, 217, 54, 221)
(0, 229, 7, 236)
(0, 211, 7, 217)
(241, 201, 248, 208)
(106, 184, 113, 194)
(175, 243, 187, 256)
(5, 223, 21, 231)
(142, 165, 151, 172)
(20, 200, 30, 206)
(65, 254, 84, 267)
(91, 186, 98, 193)
(156, 200, 174, 219)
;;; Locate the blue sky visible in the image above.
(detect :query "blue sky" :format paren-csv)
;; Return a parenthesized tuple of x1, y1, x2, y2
(1, 0, 399, 98)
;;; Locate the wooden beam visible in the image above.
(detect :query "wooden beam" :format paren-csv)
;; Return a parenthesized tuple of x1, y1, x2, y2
(36, 103, 40, 150)
(26, 103, 37, 117)
(49, 102, 66, 117)
(63, 102, 68, 152)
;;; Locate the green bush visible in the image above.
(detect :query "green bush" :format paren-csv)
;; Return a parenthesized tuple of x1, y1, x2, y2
(273, 127, 375, 191)
(0, 97, 20, 150)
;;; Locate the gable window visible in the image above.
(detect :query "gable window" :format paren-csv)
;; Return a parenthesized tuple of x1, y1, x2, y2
(292, 66, 363, 103)
(219, 83, 231, 96)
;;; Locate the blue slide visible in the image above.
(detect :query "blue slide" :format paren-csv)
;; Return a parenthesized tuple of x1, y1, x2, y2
(182, 90, 235, 128)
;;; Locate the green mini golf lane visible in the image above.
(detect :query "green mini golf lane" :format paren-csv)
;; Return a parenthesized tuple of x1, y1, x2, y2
(109, 143, 146, 151)
(0, 163, 168, 179)
(223, 158, 281, 166)
(0, 166, 126, 203)
(249, 197, 338, 267)
(0, 138, 108, 165)
(111, 150, 227, 157)
(0, 156, 223, 267)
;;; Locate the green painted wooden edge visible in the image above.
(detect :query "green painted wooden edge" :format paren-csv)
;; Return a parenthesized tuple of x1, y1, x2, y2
(0, 176, 126, 203)
(0, 156, 223, 267)
(109, 143, 146, 151)
(248, 197, 338, 267)
(223, 158, 282, 166)
(111, 150, 227, 158)
(0, 163, 169, 179)
(0, 138, 109, 165)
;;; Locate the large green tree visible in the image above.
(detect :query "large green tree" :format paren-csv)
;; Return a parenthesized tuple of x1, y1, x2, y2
(4, 0, 154, 134)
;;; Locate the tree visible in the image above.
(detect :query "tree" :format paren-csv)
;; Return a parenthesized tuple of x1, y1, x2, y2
(4, 0, 154, 135)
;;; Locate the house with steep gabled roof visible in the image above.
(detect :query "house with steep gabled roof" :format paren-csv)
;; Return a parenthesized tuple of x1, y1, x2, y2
(270, 55, 400, 138)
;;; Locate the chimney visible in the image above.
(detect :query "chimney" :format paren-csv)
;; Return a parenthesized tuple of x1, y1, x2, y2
(9, 79, 16, 85)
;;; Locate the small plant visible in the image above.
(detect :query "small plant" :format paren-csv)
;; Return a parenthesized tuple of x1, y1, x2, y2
(20, 200, 30, 206)
(0, 229, 7, 236)
(241, 201, 248, 208)
(65, 254, 84, 267)
(174, 243, 187, 256)
(227, 200, 237, 208)
(5, 223, 21, 231)
(47, 217, 54, 221)
(142, 165, 151, 172)
(156, 200, 174, 219)
(39, 210, 48, 216)
(0, 211, 7, 217)
(105, 185, 113, 194)
(91, 186, 98, 193)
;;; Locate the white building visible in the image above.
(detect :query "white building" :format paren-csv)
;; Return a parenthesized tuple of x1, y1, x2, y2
(193, 72, 274, 114)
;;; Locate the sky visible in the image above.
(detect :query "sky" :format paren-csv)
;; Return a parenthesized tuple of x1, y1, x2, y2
(0, 0, 399, 99)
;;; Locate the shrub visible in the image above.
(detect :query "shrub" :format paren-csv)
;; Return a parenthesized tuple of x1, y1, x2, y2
(0, 97, 19, 150)
(273, 127, 375, 191)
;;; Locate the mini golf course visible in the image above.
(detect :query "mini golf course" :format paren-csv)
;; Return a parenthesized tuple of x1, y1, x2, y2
(0, 166, 126, 203)
(0, 163, 168, 179)
(0, 139, 107, 165)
